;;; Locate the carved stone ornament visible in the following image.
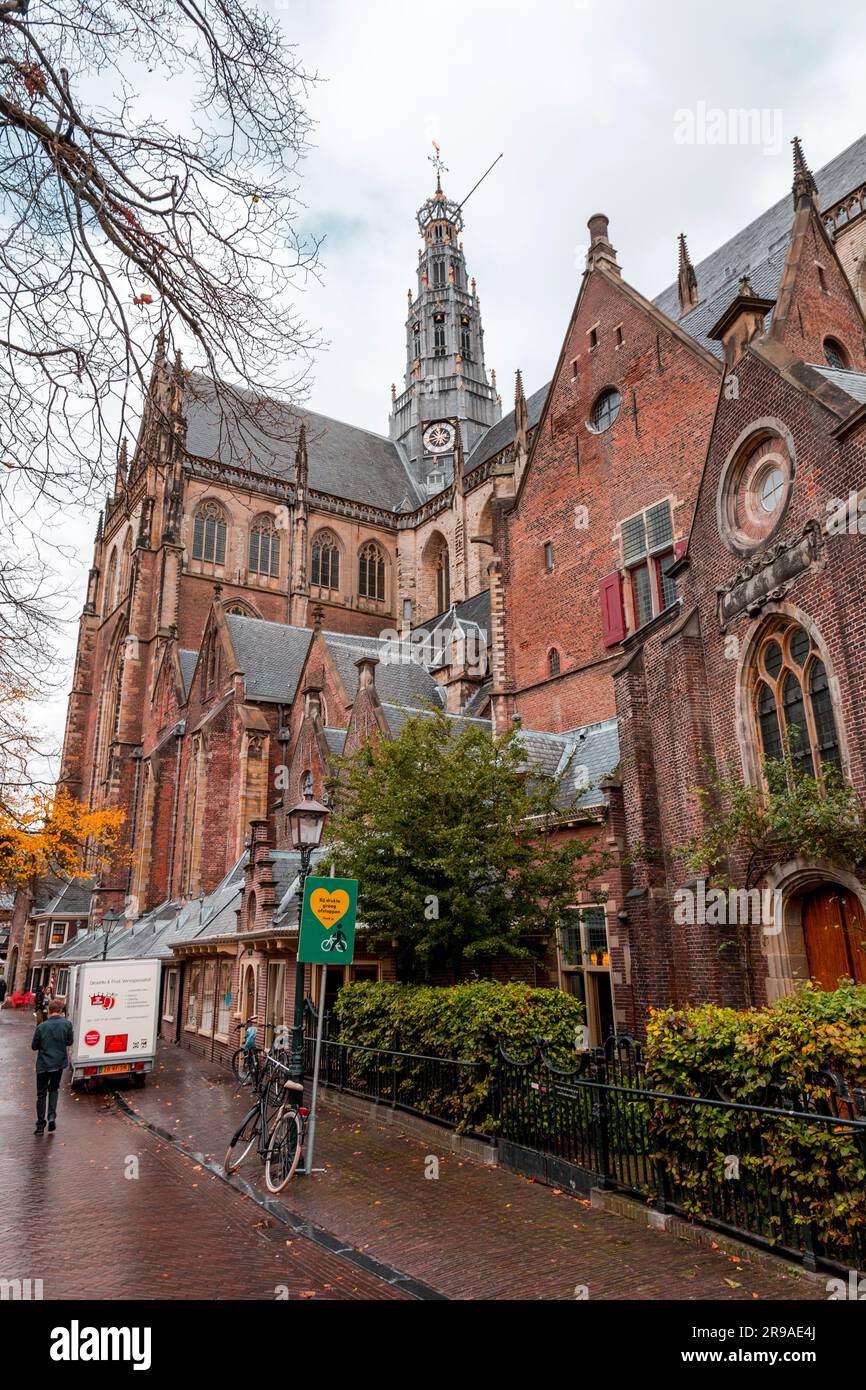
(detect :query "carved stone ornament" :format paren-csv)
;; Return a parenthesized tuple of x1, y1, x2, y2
(716, 519, 821, 627)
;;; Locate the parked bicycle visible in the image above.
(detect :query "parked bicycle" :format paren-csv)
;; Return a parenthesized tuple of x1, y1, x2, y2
(230, 1017, 261, 1090)
(224, 1052, 308, 1192)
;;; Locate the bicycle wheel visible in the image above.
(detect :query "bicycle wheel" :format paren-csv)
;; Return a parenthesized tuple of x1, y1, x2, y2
(230, 1048, 256, 1088)
(265, 1109, 303, 1192)
(224, 1106, 260, 1174)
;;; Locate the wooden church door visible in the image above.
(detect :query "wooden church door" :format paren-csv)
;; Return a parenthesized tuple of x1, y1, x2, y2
(801, 885, 866, 989)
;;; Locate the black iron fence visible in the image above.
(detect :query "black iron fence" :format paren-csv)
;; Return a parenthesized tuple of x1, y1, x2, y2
(497, 1036, 866, 1276)
(303, 1002, 487, 1131)
(302, 1007, 866, 1275)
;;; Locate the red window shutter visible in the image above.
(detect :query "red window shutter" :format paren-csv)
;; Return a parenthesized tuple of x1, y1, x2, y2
(599, 571, 626, 646)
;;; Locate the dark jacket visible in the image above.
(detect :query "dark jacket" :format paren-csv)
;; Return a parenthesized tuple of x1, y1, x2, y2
(31, 1016, 73, 1073)
(0, 978, 6, 1001)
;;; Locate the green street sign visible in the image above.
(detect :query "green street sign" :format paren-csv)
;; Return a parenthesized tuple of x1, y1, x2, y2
(298, 876, 359, 964)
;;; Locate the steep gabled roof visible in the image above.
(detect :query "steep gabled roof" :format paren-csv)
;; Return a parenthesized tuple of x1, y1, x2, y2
(322, 629, 444, 709)
(184, 375, 421, 512)
(223, 613, 313, 703)
(466, 382, 548, 473)
(653, 133, 866, 350)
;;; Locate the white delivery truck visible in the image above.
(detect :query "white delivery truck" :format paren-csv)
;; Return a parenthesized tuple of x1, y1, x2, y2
(67, 958, 161, 1088)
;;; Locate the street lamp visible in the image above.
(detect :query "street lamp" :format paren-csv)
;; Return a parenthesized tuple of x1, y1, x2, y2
(286, 795, 330, 1091)
(101, 909, 123, 961)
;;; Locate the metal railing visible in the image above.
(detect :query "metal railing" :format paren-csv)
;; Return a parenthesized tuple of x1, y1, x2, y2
(497, 1036, 866, 1276)
(302, 1005, 865, 1275)
(303, 1002, 487, 1132)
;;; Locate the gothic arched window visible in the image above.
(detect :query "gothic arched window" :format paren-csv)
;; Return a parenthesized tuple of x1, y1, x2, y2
(192, 501, 227, 564)
(103, 548, 118, 617)
(436, 545, 450, 612)
(119, 529, 133, 597)
(358, 542, 385, 601)
(311, 531, 339, 591)
(248, 514, 280, 577)
(752, 621, 842, 778)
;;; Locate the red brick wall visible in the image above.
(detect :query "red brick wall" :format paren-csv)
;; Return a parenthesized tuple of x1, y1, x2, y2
(501, 266, 721, 733)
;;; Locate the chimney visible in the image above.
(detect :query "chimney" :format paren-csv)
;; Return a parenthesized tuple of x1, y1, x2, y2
(586, 214, 621, 277)
(355, 655, 379, 691)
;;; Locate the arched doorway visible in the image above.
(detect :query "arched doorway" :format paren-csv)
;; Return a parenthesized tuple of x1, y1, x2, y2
(8, 946, 18, 991)
(801, 885, 866, 989)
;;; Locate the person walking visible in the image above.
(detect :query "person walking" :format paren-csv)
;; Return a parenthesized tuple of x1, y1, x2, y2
(34, 982, 46, 1025)
(32, 999, 73, 1135)
(0, 974, 7, 1005)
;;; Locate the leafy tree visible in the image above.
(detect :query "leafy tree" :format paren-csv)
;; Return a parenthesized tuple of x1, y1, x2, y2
(0, 785, 124, 887)
(683, 745, 866, 888)
(327, 710, 609, 981)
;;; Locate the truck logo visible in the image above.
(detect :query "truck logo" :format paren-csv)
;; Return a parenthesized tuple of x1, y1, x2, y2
(84, 1031, 100, 1047)
(89, 993, 116, 1010)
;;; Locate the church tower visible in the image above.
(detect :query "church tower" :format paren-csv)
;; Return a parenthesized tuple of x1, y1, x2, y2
(389, 147, 501, 495)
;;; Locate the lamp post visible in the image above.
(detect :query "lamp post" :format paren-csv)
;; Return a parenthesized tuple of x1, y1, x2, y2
(101, 909, 122, 961)
(286, 795, 330, 1090)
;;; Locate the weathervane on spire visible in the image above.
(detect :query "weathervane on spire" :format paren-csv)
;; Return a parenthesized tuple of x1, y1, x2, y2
(429, 140, 448, 192)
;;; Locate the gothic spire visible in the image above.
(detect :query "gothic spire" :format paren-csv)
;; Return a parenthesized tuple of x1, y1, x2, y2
(792, 136, 818, 208)
(514, 369, 528, 448)
(677, 233, 699, 314)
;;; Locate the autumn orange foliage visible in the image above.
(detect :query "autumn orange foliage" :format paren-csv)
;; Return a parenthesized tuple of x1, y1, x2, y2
(0, 788, 124, 888)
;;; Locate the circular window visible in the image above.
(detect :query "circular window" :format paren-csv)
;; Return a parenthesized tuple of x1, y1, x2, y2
(717, 425, 793, 553)
(823, 337, 849, 371)
(758, 463, 785, 513)
(588, 388, 621, 434)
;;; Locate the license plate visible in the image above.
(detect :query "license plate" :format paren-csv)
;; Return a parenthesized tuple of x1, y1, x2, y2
(101, 1064, 130, 1074)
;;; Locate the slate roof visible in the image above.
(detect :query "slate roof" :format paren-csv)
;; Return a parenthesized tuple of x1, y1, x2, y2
(184, 375, 420, 512)
(653, 134, 866, 351)
(323, 630, 443, 709)
(32, 878, 94, 918)
(421, 588, 491, 636)
(515, 718, 618, 814)
(225, 614, 312, 703)
(809, 365, 866, 405)
(466, 382, 549, 473)
(178, 649, 197, 698)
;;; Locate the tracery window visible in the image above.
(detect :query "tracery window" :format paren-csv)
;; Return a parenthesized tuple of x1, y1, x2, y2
(192, 501, 227, 564)
(435, 544, 450, 612)
(248, 515, 280, 577)
(358, 543, 385, 601)
(311, 531, 340, 590)
(752, 621, 842, 778)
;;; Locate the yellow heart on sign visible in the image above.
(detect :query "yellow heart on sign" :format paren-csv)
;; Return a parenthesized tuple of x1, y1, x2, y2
(309, 888, 350, 931)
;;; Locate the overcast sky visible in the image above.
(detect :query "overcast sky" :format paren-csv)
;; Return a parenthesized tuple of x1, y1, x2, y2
(35, 0, 866, 761)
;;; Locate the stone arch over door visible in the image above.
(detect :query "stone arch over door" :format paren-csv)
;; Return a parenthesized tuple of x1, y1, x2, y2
(761, 858, 866, 1001)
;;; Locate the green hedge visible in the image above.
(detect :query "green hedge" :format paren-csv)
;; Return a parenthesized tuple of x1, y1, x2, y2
(645, 983, 866, 1257)
(332, 980, 584, 1132)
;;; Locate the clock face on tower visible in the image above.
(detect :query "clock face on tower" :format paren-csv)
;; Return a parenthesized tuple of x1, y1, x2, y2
(423, 421, 456, 454)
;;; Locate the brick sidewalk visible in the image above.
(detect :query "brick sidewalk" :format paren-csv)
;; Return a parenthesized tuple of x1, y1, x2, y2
(0, 1014, 406, 1300)
(131, 1037, 825, 1302)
